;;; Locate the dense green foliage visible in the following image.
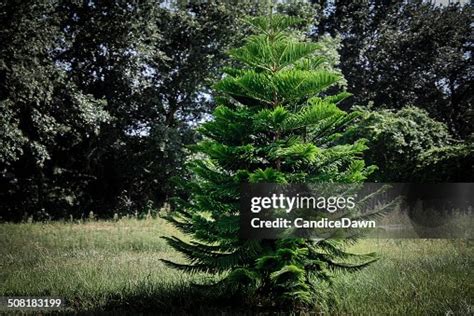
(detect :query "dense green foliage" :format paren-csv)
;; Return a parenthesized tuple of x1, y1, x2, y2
(0, 0, 267, 220)
(415, 143, 474, 182)
(314, 1, 473, 138)
(0, 0, 472, 220)
(164, 15, 378, 309)
(0, 1, 110, 219)
(344, 107, 451, 182)
(344, 106, 474, 182)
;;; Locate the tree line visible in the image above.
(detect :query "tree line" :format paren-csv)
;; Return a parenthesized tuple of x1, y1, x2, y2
(1, 0, 472, 221)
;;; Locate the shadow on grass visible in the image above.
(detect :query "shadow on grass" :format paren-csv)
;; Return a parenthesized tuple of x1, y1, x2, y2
(71, 283, 267, 315)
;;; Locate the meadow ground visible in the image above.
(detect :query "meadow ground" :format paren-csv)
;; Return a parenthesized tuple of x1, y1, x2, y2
(0, 218, 472, 315)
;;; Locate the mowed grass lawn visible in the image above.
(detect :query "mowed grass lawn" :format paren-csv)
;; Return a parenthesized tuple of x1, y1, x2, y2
(0, 218, 472, 314)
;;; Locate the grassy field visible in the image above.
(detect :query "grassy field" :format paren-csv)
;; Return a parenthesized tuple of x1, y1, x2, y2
(0, 218, 472, 315)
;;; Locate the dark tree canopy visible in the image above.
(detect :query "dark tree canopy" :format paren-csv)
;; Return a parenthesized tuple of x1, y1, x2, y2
(0, 1, 110, 219)
(313, 0, 473, 138)
(0, 0, 267, 220)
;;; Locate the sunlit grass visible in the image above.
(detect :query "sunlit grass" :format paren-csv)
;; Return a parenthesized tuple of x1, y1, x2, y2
(0, 218, 472, 314)
(331, 239, 473, 315)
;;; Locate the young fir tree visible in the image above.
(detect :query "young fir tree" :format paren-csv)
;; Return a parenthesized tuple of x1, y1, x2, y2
(163, 15, 377, 308)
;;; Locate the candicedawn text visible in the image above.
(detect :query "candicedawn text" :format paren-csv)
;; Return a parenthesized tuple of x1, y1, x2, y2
(250, 217, 376, 229)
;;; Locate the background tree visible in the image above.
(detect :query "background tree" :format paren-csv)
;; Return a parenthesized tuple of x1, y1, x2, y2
(164, 15, 377, 309)
(0, 0, 110, 220)
(56, 1, 264, 215)
(0, 0, 268, 219)
(312, 0, 473, 138)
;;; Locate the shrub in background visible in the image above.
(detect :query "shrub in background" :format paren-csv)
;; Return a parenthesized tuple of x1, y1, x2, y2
(344, 106, 473, 182)
(415, 143, 474, 182)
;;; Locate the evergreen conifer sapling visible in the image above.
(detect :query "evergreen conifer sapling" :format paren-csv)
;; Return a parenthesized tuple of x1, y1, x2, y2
(163, 15, 378, 309)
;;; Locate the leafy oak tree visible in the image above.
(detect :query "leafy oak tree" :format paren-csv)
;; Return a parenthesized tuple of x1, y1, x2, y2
(0, 0, 110, 220)
(0, 0, 269, 219)
(164, 15, 377, 309)
(56, 0, 264, 215)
